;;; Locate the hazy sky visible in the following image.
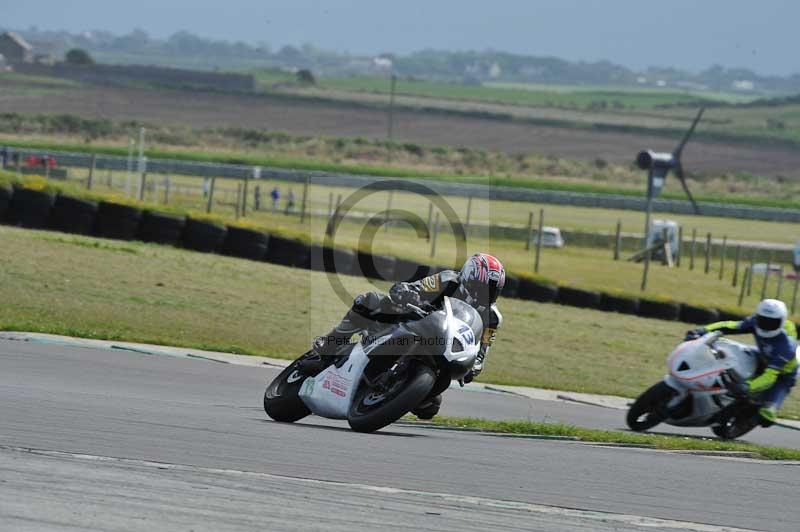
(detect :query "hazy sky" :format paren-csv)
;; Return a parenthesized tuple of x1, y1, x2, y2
(3, 0, 796, 75)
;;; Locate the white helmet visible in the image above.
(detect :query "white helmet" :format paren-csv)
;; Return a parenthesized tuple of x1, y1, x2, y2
(754, 299, 788, 338)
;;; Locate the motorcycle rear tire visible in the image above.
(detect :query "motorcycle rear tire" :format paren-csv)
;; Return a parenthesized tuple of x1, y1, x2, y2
(626, 381, 675, 432)
(263, 359, 312, 423)
(348, 364, 436, 433)
(712, 403, 759, 440)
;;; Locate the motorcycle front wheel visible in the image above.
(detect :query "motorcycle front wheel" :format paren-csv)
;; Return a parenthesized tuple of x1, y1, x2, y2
(348, 364, 436, 433)
(263, 357, 312, 423)
(626, 381, 676, 432)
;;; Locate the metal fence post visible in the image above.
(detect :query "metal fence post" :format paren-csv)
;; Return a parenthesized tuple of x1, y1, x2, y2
(430, 212, 440, 258)
(676, 225, 683, 267)
(732, 246, 741, 287)
(86, 153, 96, 190)
(690, 229, 697, 270)
(718, 236, 727, 280)
(738, 267, 749, 307)
(242, 178, 249, 217)
(704, 232, 711, 274)
(614, 220, 622, 261)
(206, 176, 216, 214)
(534, 208, 544, 273)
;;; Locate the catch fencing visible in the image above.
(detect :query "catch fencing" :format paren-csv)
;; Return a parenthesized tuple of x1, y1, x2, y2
(5, 147, 800, 224)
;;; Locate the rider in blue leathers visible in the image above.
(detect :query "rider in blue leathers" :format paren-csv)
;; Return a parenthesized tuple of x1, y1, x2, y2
(685, 299, 797, 426)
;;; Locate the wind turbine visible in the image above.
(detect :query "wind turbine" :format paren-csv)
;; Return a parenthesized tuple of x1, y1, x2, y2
(636, 107, 705, 246)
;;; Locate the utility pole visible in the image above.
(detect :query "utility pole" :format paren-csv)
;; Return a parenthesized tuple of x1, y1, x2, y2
(387, 73, 397, 161)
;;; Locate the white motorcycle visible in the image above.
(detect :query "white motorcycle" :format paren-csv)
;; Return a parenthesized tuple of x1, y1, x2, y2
(263, 297, 482, 433)
(627, 331, 765, 440)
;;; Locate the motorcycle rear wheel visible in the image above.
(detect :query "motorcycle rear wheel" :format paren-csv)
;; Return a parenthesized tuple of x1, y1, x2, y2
(263, 358, 312, 423)
(626, 382, 676, 432)
(348, 364, 436, 433)
(712, 402, 759, 440)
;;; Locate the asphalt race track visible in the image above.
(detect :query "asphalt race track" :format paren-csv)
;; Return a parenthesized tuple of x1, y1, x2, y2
(2, 339, 799, 531)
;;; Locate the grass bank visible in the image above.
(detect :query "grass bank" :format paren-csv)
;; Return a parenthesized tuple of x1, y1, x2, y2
(415, 416, 800, 460)
(0, 224, 798, 418)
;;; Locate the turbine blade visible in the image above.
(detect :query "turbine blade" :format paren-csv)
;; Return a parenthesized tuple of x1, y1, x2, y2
(676, 164, 701, 214)
(674, 107, 705, 159)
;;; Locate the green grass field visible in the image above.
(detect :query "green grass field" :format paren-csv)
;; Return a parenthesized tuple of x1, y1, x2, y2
(2, 224, 798, 420)
(256, 72, 800, 147)
(4, 170, 791, 316)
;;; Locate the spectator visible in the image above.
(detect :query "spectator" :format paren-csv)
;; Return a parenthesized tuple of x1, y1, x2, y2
(285, 188, 296, 215)
(270, 186, 281, 213)
(254, 185, 262, 211)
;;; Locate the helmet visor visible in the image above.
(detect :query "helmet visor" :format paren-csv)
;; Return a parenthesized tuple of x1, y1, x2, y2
(756, 315, 782, 332)
(464, 278, 501, 305)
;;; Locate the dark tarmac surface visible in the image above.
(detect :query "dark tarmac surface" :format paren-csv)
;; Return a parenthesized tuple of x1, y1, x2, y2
(1, 339, 798, 531)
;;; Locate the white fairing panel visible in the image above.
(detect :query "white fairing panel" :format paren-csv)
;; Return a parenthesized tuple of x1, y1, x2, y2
(442, 298, 481, 365)
(298, 343, 372, 419)
(667, 336, 757, 393)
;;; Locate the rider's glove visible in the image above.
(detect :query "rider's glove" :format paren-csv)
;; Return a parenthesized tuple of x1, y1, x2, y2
(390, 285, 420, 307)
(721, 371, 749, 397)
(683, 327, 707, 342)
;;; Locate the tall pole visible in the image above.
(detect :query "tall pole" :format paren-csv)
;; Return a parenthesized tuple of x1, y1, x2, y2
(135, 127, 146, 201)
(126, 135, 134, 197)
(387, 73, 397, 161)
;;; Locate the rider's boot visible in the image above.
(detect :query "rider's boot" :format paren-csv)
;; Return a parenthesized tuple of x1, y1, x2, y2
(411, 394, 443, 420)
(298, 318, 360, 374)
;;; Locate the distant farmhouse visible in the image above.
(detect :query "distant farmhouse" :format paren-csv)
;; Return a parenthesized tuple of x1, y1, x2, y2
(0, 32, 33, 64)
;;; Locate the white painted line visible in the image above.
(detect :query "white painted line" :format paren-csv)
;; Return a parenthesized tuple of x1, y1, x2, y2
(0, 445, 759, 532)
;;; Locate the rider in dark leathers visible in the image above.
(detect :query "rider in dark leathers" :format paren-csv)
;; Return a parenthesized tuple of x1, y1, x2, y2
(304, 253, 506, 418)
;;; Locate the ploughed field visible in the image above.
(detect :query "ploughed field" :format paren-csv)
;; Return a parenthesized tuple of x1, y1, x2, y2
(3, 82, 800, 178)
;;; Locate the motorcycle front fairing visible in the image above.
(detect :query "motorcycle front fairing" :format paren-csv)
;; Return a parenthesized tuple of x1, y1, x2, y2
(661, 335, 758, 427)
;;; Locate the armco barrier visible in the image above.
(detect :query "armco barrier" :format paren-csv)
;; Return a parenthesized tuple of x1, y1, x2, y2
(49, 195, 98, 235)
(9, 146, 800, 224)
(0, 190, 761, 326)
(8, 186, 54, 228)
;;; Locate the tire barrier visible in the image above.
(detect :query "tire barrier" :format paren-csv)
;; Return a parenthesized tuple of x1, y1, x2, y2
(638, 299, 681, 321)
(94, 202, 142, 240)
(392, 258, 430, 283)
(502, 275, 520, 299)
(264, 235, 310, 268)
(600, 294, 640, 315)
(679, 304, 719, 325)
(8, 186, 55, 229)
(181, 218, 227, 253)
(558, 286, 602, 309)
(48, 195, 98, 235)
(516, 278, 559, 303)
(0, 188, 763, 326)
(717, 309, 746, 322)
(137, 211, 186, 246)
(0, 185, 12, 220)
(310, 245, 356, 274)
(221, 226, 269, 261)
(354, 251, 396, 281)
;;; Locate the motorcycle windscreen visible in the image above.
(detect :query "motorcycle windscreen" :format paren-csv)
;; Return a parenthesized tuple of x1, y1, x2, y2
(449, 298, 483, 345)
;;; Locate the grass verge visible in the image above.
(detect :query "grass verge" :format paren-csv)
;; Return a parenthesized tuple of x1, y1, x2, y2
(414, 416, 800, 460)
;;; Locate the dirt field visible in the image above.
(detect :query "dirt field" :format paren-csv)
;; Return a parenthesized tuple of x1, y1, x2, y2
(3, 84, 800, 178)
